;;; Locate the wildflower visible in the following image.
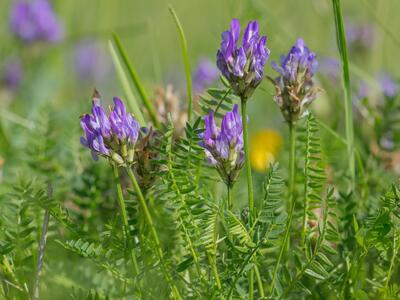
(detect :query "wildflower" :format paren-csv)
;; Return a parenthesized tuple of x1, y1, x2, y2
(357, 80, 370, 100)
(377, 73, 398, 98)
(80, 91, 139, 165)
(345, 20, 374, 53)
(200, 104, 244, 187)
(9, 0, 63, 44)
(192, 58, 219, 93)
(217, 19, 270, 99)
(250, 129, 283, 173)
(269, 38, 319, 124)
(319, 57, 340, 86)
(73, 40, 112, 83)
(1, 58, 23, 91)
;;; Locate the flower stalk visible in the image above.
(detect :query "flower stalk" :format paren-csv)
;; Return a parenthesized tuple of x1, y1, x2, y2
(241, 98, 254, 216)
(112, 164, 140, 276)
(126, 167, 182, 299)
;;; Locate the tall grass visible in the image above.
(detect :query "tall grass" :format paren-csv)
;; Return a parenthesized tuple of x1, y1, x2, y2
(331, 0, 355, 189)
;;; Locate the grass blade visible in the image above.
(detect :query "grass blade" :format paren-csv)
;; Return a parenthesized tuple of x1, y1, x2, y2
(331, 0, 355, 189)
(108, 41, 146, 126)
(112, 33, 161, 128)
(168, 5, 193, 122)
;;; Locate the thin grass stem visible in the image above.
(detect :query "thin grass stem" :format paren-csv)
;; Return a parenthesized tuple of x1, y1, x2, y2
(125, 167, 182, 299)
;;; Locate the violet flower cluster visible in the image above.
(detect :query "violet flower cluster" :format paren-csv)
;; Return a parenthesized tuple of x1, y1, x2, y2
(74, 40, 112, 83)
(345, 20, 374, 53)
(200, 104, 244, 187)
(192, 58, 218, 93)
(80, 92, 139, 165)
(270, 38, 319, 124)
(217, 19, 270, 99)
(1, 58, 23, 91)
(9, 0, 63, 44)
(377, 73, 399, 98)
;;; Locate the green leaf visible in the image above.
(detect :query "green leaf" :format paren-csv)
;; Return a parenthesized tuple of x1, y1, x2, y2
(112, 33, 161, 128)
(304, 268, 325, 280)
(169, 5, 193, 122)
(108, 41, 146, 126)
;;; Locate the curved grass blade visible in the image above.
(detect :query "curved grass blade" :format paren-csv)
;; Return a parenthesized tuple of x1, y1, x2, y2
(108, 41, 146, 126)
(112, 33, 161, 128)
(168, 5, 193, 122)
(331, 0, 355, 189)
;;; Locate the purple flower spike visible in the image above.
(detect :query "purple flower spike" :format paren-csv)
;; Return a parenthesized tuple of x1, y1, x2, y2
(9, 0, 63, 44)
(1, 58, 23, 91)
(200, 104, 244, 187)
(73, 40, 112, 83)
(377, 73, 399, 98)
(192, 58, 219, 93)
(345, 20, 374, 53)
(217, 19, 270, 99)
(270, 38, 320, 124)
(80, 91, 140, 165)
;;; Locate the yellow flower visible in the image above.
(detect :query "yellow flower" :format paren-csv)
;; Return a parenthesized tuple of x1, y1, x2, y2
(250, 129, 283, 172)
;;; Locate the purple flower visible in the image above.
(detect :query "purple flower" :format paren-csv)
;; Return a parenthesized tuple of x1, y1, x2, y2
(9, 0, 63, 44)
(200, 104, 244, 187)
(192, 58, 218, 93)
(73, 40, 112, 82)
(217, 19, 270, 99)
(377, 73, 398, 98)
(1, 58, 23, 91)
(319, 56, 340, 85)
(345, 20, 374, 52)
(269, 38, 319, 123)
(357, 81, 370, 100)
(80, 91, 139, 164)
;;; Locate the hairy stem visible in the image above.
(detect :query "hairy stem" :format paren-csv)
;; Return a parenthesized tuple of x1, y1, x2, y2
(240, 99, 254, 216)
(227, 185, 232, 210)
(384, 223, 400, 296)
(269, 122, 297, 296)
(32, 208, 50, 300)
(301, 119, 310, 249)
(240, 98, 254, 300)
(126, 167, 182, 299)
(112, 165, 140, 277)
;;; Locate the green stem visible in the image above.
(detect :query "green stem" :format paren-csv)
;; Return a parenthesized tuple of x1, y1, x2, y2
(241, 98, 254, 300)
(332, 0, 355, 189)
(254, 264, 265, 298)
(301, 121, 309, 249)
(249, 268, 254, 300)
(240, 98, 254, 215)
(269, 122, 297, 296)
(384, 224, 399, 295)
(125, 167, 181, 299)
(207, 252, 221, 290)
(288, 122, 296, 207)
(227, 185, 232, 210)
(214, 88, 232, 114)
(32, 209, 50, 300)
(113, 165, 140, 276)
